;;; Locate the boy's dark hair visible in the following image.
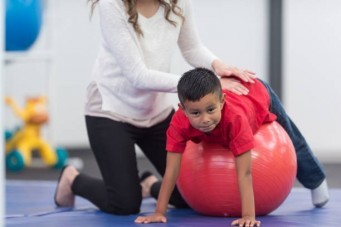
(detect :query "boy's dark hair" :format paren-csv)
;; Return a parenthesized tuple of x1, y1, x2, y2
(177, 68, 222, 105)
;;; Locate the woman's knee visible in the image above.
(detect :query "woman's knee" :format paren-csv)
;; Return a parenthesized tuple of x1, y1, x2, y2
(104, 194, 142, 215)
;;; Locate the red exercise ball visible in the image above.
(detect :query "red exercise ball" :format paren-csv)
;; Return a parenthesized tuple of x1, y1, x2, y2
(177, 121, 297, 217)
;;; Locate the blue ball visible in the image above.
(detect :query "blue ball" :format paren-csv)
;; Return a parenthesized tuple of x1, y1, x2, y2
(5, 0, 43, 51)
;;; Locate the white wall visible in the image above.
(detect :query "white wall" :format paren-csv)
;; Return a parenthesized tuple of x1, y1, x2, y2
(48, 1, 100, 147)
(283, 0, 341, 162)
(8, 0, 340, 162)
(171, 0, 268, 76)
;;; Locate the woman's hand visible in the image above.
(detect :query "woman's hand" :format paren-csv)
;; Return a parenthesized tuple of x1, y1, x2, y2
(134, 213, 167, 224)
(220, 77, 250, 95)
(212, 59, 256, 95)
(231, 216, 261, 227)
(212, 59, 256, 83)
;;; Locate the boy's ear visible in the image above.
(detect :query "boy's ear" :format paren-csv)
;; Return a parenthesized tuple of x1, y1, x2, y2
(178, 103, 191, 118)
(221, 93, 226, 102)
(220, 93, 225, 108)
(178, 103, 185, 111)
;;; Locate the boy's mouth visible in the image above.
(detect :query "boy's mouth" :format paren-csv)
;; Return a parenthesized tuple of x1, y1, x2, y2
(200, 124, 215, 132)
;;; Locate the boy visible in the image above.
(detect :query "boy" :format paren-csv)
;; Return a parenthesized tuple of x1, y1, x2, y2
(135, 68, 329, 226)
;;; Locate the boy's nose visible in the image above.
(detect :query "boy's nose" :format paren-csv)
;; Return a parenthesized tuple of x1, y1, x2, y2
(201, 115, 210, 124)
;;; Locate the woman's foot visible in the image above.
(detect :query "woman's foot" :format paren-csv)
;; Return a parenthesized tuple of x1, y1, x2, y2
(54, 165, 79, 207)
(311, 179, 329, 208)
(140, 171, 158, 198)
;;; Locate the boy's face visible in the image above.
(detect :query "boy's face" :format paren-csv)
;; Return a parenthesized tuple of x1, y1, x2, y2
(180, 92, 225, 133)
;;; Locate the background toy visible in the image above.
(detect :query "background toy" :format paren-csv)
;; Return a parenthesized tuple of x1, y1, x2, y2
(4, 96, 68, 171)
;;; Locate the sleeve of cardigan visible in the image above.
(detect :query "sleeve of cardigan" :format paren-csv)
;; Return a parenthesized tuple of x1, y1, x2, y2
(177, 0, 218, 70)
(98, 0, 180, 92)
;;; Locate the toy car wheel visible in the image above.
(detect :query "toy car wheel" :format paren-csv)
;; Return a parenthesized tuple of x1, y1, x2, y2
(4, 127, 21, 142)
(54, 147, 68, 169)
(6, 150, 25, 171)
(5, 130, 13, 142)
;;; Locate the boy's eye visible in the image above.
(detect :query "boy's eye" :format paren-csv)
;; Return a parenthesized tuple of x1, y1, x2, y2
(208, 107, 215, 113)
(190, 111, 200, 116)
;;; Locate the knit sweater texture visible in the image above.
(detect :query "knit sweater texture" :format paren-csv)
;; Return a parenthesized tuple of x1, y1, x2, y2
(85, 0, 217, 126)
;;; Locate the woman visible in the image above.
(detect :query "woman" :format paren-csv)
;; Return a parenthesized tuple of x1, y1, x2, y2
(54, 0, 256, 215)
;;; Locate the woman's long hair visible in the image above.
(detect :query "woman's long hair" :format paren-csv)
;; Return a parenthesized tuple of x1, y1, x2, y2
(89, 0, 184, 36)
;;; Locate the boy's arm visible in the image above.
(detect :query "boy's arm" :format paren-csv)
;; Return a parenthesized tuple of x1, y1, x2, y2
(135, 152, 182, 224)
(231, 150, 261, 227)
(155, 152, 182, 215)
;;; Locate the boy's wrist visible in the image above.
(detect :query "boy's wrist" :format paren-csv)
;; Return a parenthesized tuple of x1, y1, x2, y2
(155, 210, 166, 216)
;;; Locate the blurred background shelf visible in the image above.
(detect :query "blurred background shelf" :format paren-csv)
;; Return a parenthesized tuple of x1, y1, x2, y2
(4, 51, 54, 63)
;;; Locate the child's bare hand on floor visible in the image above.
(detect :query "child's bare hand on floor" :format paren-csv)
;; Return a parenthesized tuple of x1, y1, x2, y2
(231, 217, 261, 227)
(135, 213, 167, 224)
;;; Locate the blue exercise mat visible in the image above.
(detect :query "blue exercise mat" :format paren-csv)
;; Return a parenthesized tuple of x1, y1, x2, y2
(5, 180, 341, 226)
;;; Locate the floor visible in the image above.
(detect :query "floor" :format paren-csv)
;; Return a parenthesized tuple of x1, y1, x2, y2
(6, 181, 341, 227)
(5, 148, 341, 226)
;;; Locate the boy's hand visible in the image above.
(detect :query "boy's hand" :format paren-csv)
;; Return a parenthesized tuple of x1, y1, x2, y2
(134, 213, 167, 224)
(231, 216, 261, 227)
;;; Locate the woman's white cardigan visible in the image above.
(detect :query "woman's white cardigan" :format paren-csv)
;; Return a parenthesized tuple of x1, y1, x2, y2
(89, 0, 217, 121)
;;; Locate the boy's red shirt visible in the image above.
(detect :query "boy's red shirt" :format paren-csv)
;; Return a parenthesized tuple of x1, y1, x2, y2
(166, 79, 277, 156)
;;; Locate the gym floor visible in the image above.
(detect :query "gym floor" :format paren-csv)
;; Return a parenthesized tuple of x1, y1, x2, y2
(5, 148, 341, 227)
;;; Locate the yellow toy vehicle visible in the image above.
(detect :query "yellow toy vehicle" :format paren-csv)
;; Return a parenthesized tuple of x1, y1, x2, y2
(4, 96, 68, 171)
